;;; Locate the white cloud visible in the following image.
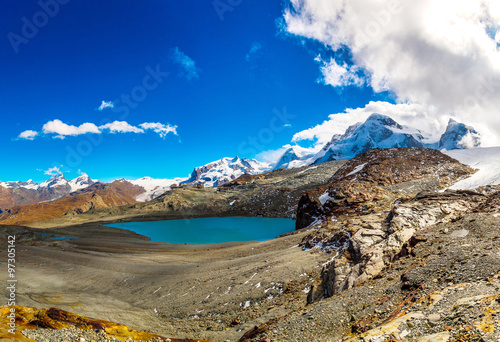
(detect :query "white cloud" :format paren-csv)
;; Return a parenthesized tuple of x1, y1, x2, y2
(282, 0, 500, 146)
(139, 122, 178, 138)
(246, 42, 262, 62)
(21, 120, 178, 140)
(97, 101, 114, 111)
(44, 166, 62, 176)
(315, 56, 365, 87)
(100, 121, 144, 134)
(42, 119, 100, 139)
(256, 146, 292, 163)
(171, 47, 200, 80)
(18, 130, 38, 140)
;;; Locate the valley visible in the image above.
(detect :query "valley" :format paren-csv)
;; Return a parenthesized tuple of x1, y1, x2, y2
(1, 146, 500, 341)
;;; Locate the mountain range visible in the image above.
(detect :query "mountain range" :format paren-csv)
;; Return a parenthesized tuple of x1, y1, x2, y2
(0, 114, 482, 213)
(273, 114, 481, 169)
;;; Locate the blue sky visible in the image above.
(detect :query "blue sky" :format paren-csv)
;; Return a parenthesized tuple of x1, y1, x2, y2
(3, 0, 497, 183)
(0, 0, 382, 182)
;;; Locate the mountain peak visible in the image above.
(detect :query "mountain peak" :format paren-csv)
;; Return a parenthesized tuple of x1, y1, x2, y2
(183, 156, 271, 187)
(439, 119, 481, 150)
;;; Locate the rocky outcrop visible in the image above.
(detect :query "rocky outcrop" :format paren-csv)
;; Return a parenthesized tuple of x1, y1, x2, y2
(320, 191, 482, 298)
(65, 193, 108, 216)
(296, 148, 475, 229)
(240, 187, 500, 342)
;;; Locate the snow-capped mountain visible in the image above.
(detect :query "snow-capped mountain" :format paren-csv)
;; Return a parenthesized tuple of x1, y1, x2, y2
(68, 173, 96, 192)
(274, 114, 481, 169)
(129, 176, 188, 202)
(183, 156, 271, 187)
(312, 114, 426, 164)
(273, 146, 317, 170)
(439, 119, 481, 150)
(1, 173, 96, 193)
(0, 179, 39, 190)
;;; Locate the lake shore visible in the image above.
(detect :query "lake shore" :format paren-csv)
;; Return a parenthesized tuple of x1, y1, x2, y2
(0, 222, 329, 341)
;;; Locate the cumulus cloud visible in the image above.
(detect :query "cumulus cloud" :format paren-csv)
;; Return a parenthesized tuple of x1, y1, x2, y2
(19, 120, 178, 140)
(246, 42, 262, 62)
(100, 121, 144, 134)
(315, 56, 365, 87)
(282, 0, 500, 146)
(170, 47, 200, 80)
(18, 130, 38, 140)
(97, 101, 114, 111)
(42, 120, 100, 139)
(43, 166, 62, 176)
(139, 122, 178, 138)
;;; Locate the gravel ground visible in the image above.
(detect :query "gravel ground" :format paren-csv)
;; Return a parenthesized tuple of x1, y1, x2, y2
(22, 327, 164, 342)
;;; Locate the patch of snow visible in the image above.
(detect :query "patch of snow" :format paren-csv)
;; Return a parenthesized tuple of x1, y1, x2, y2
(319, 191, 334, 205)
(346, 163, 367, 177)
(444, 147, 500, 189)
(129, 176, 187, 202)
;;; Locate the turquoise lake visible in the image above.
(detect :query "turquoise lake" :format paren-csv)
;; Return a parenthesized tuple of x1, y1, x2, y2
(106, 217, 295, 244)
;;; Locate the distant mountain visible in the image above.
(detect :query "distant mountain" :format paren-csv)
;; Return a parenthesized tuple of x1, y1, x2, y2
(182, 156, 271, 187)
(439, 119, 481, 150)
(273, 146, 317, 170)
(0, 181, 144, 226)
(0, 173, 182, 210)
(68, 173, 96, 192)
(274, 114, 481, 169)
(312, 114, 426, 164)
(0, 174, 87, 210)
